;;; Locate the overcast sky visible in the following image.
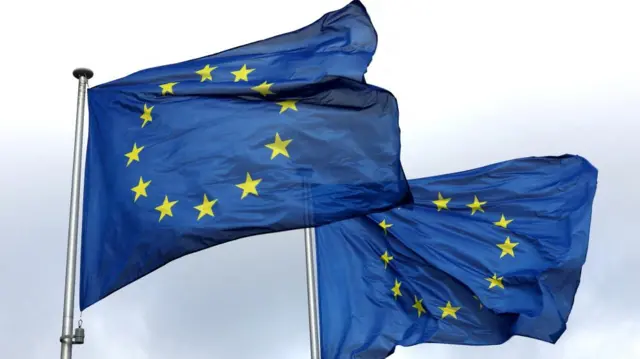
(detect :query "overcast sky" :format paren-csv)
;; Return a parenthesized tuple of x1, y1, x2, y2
(1, 0, 639, 358)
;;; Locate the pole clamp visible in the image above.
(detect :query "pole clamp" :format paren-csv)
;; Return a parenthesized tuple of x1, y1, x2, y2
(59, 325, 85, 345)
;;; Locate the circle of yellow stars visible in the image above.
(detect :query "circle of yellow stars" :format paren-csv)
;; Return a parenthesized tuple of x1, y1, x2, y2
(375, 191, 522, 320)
(125, 63, 301, 222)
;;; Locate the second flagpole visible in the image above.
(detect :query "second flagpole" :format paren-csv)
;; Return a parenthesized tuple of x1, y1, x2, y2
(301, 167, 321, 359)
(304, 227, 321, 359)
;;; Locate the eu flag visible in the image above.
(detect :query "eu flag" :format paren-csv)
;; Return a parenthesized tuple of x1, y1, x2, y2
(80, 1, 410, 310)
(316, 155, 598, 358)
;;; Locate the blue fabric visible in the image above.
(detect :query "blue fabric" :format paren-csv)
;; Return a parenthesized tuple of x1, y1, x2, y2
(316, 155, 598, 358)
(80, 0, 410, 310)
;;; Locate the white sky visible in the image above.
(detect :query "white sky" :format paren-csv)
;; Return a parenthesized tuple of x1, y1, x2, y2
(1, 0, 639, 358)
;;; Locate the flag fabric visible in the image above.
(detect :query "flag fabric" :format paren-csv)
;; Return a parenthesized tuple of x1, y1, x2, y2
(316, 155, 598, 358)
(80, 0, 411, 310)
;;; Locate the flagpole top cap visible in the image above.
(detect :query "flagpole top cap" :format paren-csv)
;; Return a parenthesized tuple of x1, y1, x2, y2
(73, 68, 94, 80)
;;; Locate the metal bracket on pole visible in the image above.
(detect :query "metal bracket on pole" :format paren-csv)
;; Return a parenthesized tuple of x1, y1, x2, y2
(59, 68, 93, 359)
(59, 320, 85, 345)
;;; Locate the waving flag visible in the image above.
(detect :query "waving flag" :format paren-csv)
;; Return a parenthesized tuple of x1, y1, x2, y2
(317, 155, 598, 358)
(80, 0, 410, 310)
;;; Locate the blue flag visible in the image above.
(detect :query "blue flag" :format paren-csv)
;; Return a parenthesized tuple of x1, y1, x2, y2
(316, 155, 598, 358)
(80, 1, 410, 310)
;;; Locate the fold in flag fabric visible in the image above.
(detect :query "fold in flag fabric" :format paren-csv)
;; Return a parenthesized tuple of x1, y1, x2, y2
(316, 155, 598, 358)
(80, 0, 411, 310)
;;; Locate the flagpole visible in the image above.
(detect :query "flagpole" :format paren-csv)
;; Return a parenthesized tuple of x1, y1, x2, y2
(304, 227, 321, 359)
(59, 68, 93, 359)
(300, 167, 321, 359)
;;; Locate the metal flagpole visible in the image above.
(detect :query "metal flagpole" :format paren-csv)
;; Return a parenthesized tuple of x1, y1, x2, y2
(300, 167, 321, 359)
(304, 227, 321, 359)
(59, 68, 93, 359)
(297, 164, 321, 359)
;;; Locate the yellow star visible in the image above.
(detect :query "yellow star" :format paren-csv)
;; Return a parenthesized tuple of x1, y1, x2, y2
(124, 143, 144, 167)
(497, 236, 519, 258)
(231, 64, 254, 82)
(155, 195, 178, 222)
(380, 250, 393, 269)
(194, 194, 218, 220)
(140, 104, 154, 128)
(391, 279, 402, 300)
(486, 273, 505, 289)
(432, 192, 451, 211)
(195, 64, 217, 82)
(438, 301, 461, 319)
(379, 219, 393, 235)
(466, 195, 486, 215)
(159, 82, 178, 95)
(251, 81, 275, 96)
(413, 296, 427, 317)
(277, 100, 298, 114)
(131, 177, 151, 202)
(265, 133, 292, 159)
(236, 172, 262, 199)
(494, 214, 513, 228)
(473, 295, 483, 310)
